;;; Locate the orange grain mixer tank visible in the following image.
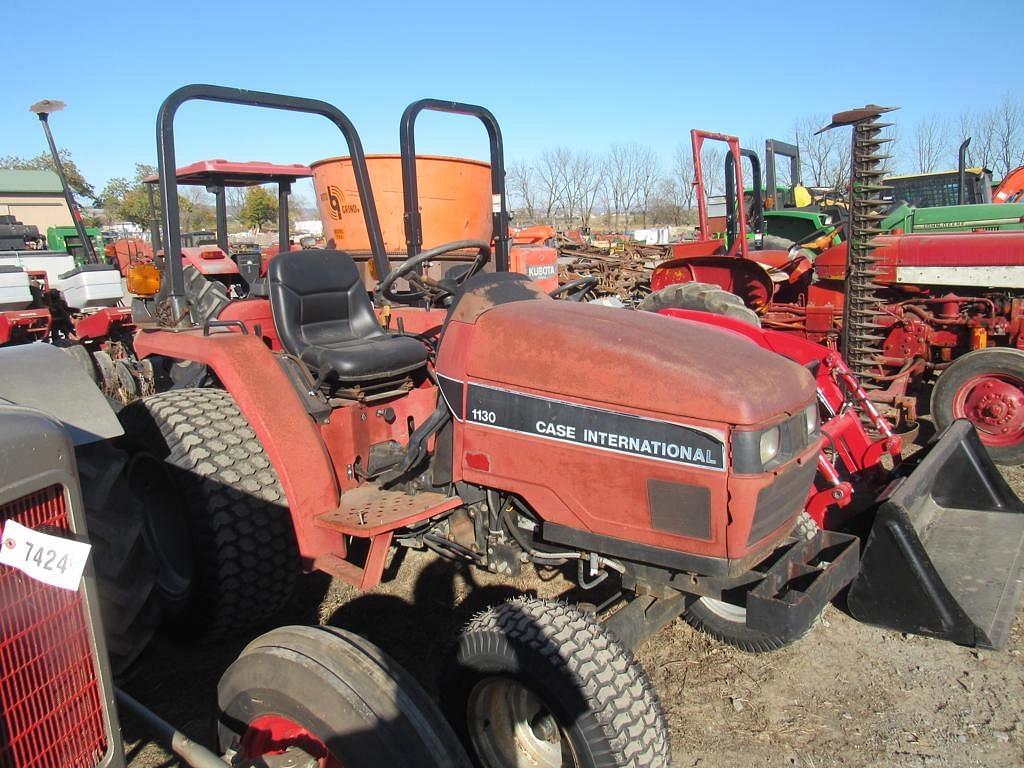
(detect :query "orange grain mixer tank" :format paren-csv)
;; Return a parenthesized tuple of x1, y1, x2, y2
(311, 154, 557, 290)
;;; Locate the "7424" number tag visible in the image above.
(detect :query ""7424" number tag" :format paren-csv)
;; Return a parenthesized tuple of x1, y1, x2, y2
(1, 519, 92, 591)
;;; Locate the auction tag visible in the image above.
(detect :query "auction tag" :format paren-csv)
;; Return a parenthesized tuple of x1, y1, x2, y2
(0, 520, 91, 591)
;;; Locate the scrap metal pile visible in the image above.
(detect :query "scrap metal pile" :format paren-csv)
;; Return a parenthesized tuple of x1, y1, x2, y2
(557, 237, 671, 305)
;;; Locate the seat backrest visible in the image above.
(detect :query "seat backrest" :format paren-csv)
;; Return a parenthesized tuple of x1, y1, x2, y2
(268, 249, 383, 357)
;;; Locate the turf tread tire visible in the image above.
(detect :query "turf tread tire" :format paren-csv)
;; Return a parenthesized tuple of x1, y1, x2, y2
(118, 388, 299, 641)
(445, 597, 670, 768)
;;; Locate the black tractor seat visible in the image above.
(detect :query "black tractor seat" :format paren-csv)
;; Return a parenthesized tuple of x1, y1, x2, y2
(268, 249, 428, 384)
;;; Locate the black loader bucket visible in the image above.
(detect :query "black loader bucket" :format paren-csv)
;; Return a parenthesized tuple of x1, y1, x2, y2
(848, 419, 1024, 649)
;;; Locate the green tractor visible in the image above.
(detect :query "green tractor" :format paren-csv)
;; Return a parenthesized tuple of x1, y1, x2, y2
(759, 135, 1024, 252)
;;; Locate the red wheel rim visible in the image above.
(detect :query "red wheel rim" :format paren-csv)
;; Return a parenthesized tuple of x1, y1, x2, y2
(239, 714, 343, 768)
(952, 372, 1024, 448)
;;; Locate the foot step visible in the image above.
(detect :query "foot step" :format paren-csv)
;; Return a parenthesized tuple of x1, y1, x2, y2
(316, 485, 462, 537)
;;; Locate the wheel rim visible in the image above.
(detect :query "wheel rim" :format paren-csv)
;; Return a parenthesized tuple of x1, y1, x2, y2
(698, 596, 747, 623)
(951, 372, 1024, 447)
(467, 677, 578, 768)
(239, 714, 342, 768)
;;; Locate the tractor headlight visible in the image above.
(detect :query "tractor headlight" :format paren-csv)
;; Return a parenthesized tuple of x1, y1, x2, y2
(804, 403, 819, 437)
(759, 426, 781, 465)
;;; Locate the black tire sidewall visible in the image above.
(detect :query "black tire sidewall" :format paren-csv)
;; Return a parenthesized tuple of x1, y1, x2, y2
(931, 348, 1024, 464)
(219, 628, 468, 768)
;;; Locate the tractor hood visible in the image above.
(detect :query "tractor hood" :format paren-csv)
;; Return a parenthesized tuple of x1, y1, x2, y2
(445, 297, 815, 427)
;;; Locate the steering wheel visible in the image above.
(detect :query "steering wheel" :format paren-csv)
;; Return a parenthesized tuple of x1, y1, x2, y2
(379, 240, 491, 305)
(550, 275, 599, 302)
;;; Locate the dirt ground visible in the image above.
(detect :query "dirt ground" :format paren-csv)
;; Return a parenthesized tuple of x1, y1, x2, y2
(122, 466, 1024, 768)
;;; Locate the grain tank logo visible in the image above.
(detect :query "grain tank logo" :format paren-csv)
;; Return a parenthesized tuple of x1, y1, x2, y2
(321, 185, 360, 221)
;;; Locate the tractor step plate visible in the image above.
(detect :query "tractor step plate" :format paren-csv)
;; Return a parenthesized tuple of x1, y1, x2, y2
(316, 485, 463, 537)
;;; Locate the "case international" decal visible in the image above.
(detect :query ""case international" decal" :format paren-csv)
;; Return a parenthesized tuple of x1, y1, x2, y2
(463, 382, 725, 471)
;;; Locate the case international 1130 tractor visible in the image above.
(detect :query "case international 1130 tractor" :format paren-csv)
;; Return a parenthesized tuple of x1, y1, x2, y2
(90, 85, 1020, 767)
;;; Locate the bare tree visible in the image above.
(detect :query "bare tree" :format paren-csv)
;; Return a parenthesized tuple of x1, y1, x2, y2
(635, 147, 660, 227)
(671, 142, 696, 210)
(912, 116, 945, 173)
(604, 144, 642, 229)
(993, 93, 1024, 178)
(700, 147, 725, 196)
(650, 177, 689, 225)
(576, 153, 606, 227)
(535, 148, 567, 221)
(956, 109, 997, 172)
(507, 161, 537, 223)
(794, 114, 850, 190)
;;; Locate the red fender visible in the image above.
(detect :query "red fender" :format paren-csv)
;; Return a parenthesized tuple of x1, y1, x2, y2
(651, 255, 775, 310)
(182, 246, 240, 275)
(133, 329, 342, 564)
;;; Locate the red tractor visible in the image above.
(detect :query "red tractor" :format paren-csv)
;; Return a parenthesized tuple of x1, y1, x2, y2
(108, 86, 1024, 766)
(0, 396, 481, 768)
(650, 110, 1024, 464)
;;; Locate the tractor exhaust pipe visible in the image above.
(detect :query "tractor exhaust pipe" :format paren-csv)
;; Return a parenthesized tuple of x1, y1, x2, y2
(29, 100, 99, 265)
(958, 138, 971, 205)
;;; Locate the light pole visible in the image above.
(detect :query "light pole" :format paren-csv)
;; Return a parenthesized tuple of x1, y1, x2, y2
(29, 99, 99, 264)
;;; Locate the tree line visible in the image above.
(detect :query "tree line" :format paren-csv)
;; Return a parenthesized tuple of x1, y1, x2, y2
(3, 96, 1020, 234)
(508, 95, 1024, 230)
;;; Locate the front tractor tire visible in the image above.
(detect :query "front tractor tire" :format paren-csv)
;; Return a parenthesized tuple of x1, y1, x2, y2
(685, 511, 820, 654)
(930, 347, 1024, 465)
(118, 388, 299, 642)
(638, 281, 761, 327)
(443, 597, 670, 768)
(218, 626, 470, 768)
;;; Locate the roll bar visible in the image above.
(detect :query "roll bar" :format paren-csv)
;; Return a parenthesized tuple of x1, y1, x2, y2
(399, 99, 510, 272)
(156, 84, 387, 321)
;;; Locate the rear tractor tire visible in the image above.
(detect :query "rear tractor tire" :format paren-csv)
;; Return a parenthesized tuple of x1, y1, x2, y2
(443, 597, 671, 768)
(218, 626, 470, 768)
(930, 347, 1024, 466)
(638, 282, 761, 327)
(118, 388, 300, 642)
(75, 442, 164, 678)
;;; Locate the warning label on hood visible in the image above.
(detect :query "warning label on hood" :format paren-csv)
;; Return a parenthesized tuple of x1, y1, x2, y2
(464, 382, 725, 471)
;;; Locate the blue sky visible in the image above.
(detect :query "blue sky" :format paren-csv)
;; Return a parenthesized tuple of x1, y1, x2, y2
(2, 0, 1021, 199)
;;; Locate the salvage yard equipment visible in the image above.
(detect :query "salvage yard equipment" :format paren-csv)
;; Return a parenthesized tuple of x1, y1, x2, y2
(650, 112, 1024, 463)
(0, 394, 475, 767)
(556, 240, 668, 305)
(309, 104, 559, 294)
(140, 158, 313, 295)
(110, 84, 868, 765)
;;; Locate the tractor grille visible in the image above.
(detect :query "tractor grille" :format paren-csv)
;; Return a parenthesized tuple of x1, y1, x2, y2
(748, 458, 818, 546)
(0, 485, 109, 768)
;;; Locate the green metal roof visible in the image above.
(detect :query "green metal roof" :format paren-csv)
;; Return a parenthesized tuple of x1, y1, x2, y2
(0, 169, 64, 194)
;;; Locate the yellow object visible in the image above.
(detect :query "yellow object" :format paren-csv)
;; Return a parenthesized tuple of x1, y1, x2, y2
(125, 263, 161, 296)
(971, 326, 988, 350)
(793, 185, 813, 208)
